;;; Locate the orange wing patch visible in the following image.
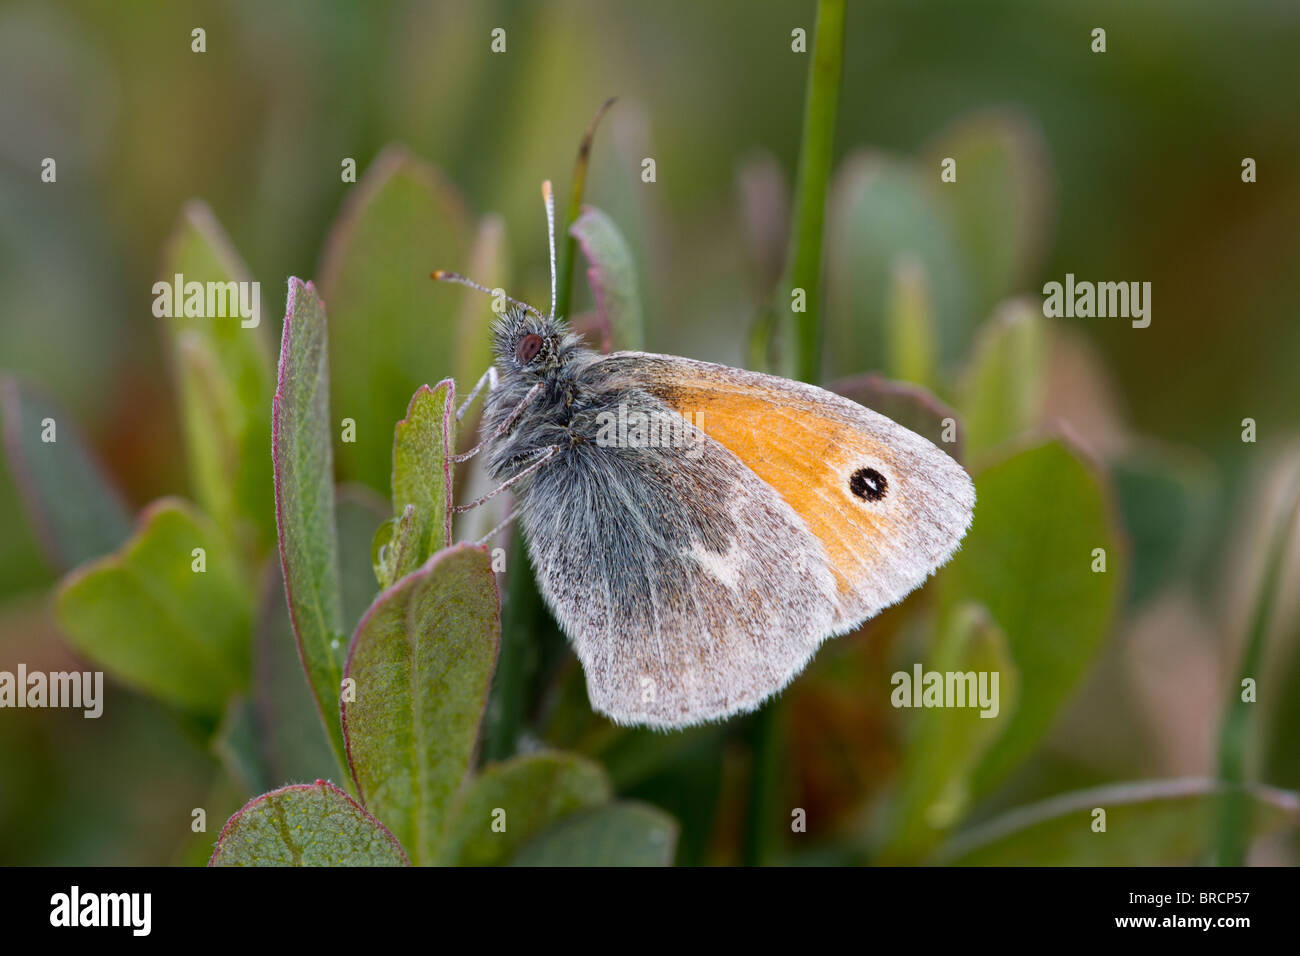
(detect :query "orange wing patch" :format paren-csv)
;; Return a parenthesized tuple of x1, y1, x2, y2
(645, 375, 906, 596)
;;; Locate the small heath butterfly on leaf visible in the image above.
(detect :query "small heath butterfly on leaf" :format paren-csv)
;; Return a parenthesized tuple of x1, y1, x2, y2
(435, 182, 974, 729)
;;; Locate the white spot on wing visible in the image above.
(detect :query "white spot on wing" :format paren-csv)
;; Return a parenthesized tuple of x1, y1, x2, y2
(687, 539, 744, 591)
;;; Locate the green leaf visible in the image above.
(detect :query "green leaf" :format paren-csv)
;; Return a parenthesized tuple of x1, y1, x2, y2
(939, 438, 1123, 799)
(921, 109, 1053, 321)
(571, 206, 644, 351)
(956, 299, 1046, 459)
(940, 779, 1299, 866)
(0, 376, 132, 572)
(556, 97, 617, 322)
(341, 543, 500, 865)
(879, 603, 1018, 863)
(160, 201, 274, 551)
(883, 256, 937, 388)
(318, 146, 473, 492)
(825, 152, 970, 377)
(55, 498, 251, 716)
(392, 381, 457, 563)
(209, 780, 409, 866)
(510, 802, 679, 866)
(1112, 445, 1217, 608)
(438, 752, 612, 865)
(272, 277, 349, 775)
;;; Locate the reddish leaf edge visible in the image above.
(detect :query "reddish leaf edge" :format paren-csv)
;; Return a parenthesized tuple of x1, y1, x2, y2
(207, 779, 411, 866)
(339, 542, 501, 804)
(392, 379, 457, 552)
(271, 277, 344, 759)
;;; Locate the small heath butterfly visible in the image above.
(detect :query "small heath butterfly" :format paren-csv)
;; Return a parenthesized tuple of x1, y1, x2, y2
(435, 182, 974, 729)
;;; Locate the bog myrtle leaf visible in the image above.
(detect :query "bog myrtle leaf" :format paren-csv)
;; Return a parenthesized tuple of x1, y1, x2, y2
(341, 544, 500, 865)
(509, 801, 679, 867)
(939, 438, 1123, 799)
(392, 381, 457, 565)
(55, 498, 251, 716)
(571, 206, 644, 351)
(273, 277, 349, 774)
(829, 373, 962, 459)
(920, 109, 1053, 321)
(209, 780, 409, 866)
(160, 201, 274, 550)
(825, 152, 970, 376)
(939, 779, 1300, 866)
(884, 256, 937, 388)
(438, 752, 612, 865)
(957, 299, 1046, 459)
(318, 146, 472, 492)
(0, 376, 132, 572)
(880, 603, 1018, 864)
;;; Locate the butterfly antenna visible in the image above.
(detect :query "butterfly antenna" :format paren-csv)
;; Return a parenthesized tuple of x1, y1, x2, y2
(542, 179, 557, 319)
(430, 270, 545, 322)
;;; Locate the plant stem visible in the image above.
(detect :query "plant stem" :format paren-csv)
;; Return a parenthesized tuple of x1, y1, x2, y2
(1214, 470, 1300, 864)
(555, 97, 617, 322)
(743, 702, 785, 865)
(745, 0, 846, 866)
(780, 0, 846, 384)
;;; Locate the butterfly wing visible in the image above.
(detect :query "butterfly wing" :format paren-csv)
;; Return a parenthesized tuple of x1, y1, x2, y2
(608, 353, 975, 624)
(516, 352, 974, 728)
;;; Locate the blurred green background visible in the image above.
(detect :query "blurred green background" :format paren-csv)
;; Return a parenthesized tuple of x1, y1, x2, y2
(2, 0, 1299, 865)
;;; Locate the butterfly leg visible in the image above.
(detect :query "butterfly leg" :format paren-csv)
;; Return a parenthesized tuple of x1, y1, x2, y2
(472, 503, 525, 547)
(456, 365, 499, 421)
(451, 380, 544, 464)
(452, 442, 560, 513)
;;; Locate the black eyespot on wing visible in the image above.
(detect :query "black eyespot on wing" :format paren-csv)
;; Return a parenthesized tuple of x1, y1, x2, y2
(850, 466, 887, 502)
(516, 333, 544, 364)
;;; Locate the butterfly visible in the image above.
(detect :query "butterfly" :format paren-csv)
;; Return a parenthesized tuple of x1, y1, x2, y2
(435, 182, 974, 730)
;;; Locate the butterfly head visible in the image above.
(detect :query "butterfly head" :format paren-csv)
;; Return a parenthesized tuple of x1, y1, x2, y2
(493, 307, 571, 376)
(433, 179, 573, 380)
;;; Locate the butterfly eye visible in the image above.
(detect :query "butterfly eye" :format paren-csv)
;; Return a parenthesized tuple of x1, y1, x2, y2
(849, 467, 888, 502)
(516, 333, 544, 364)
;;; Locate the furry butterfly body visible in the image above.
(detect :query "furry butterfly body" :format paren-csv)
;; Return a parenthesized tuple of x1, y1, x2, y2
(480, 307, 975, 729)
